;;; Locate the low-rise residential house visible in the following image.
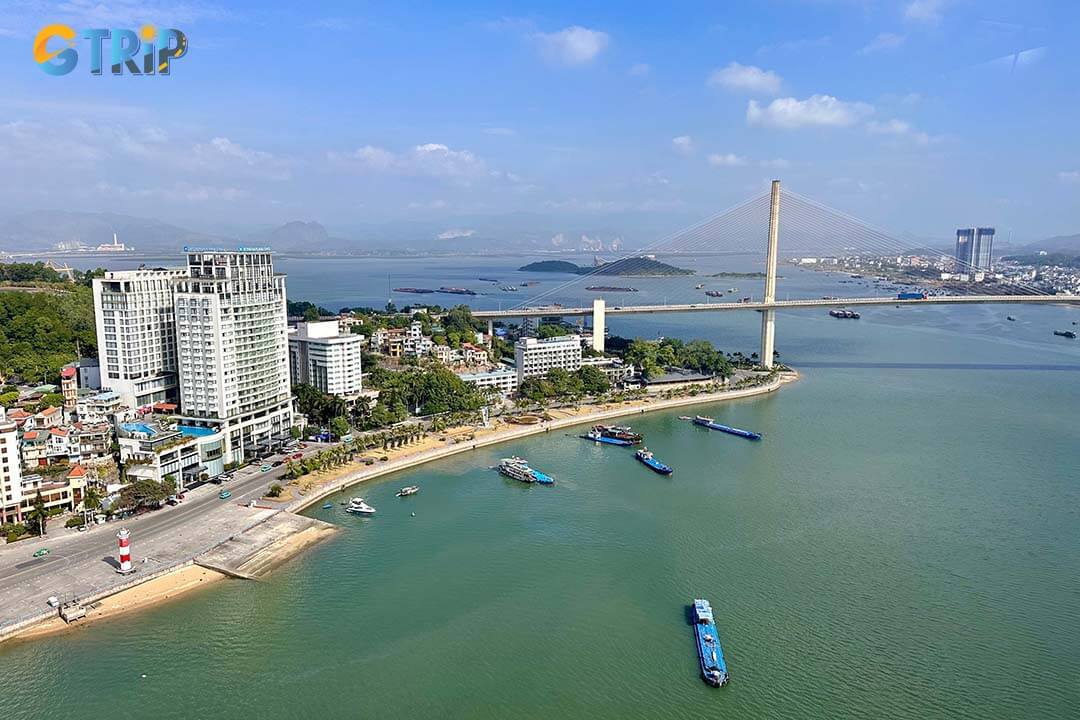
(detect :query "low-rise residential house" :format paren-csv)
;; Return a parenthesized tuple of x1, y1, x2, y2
(46, 427, 78, 463)
(18, 469, 79, 516)
(457, 368, 519, 397)
(432, 345, 458, 364)
(386, 330, 405, 359)
(370, 328, 390, 353)
(76, 390, 125, 424)
(74, 422, 113, 466)
(20, 430, 48, 468)
(461, 343, 489, 366)
(34, 405, 64, 429)
(6, 409, 32, 431)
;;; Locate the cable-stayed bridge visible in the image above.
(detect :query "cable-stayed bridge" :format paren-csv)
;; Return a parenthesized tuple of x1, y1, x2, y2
(475, 181, 1077, 368)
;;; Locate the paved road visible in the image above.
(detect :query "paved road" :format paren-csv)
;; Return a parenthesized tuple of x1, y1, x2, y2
(0, 442, 333, 632)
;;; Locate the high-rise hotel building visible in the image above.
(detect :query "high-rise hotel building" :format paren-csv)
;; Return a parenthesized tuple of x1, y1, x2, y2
(173, 249, 293, 461)
(94, 249, 293, 464)
(92, 267, 188, 409)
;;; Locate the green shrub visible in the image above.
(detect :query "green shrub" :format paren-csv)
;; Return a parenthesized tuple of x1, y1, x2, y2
(266, 483, 283, 498)
(65, 516, 86, 528)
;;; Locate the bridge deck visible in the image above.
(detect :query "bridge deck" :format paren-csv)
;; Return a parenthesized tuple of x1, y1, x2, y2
(472, 295, 1079, 318)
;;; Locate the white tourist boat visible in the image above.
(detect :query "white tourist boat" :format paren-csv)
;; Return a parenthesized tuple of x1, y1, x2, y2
(396, 485, 420, 497)
(346, 497, 376, 515)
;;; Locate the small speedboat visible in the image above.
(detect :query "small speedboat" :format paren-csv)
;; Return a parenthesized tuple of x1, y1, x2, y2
(346, 497, 376, 515)
(396, 485, 420, 497)
(1006, 315, 1016, 321)
(322, 503, 334, 510)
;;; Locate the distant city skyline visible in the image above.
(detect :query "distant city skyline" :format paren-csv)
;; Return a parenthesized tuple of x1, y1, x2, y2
(1, 1, 1078, 243)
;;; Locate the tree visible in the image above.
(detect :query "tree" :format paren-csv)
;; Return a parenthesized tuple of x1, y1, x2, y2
(267, 483, 283, 498)
(26, 491, 48, 536)
(0, 391, 19, 407)
(82, 484, 102, 525)
(289, 425, 302, 440)
(329, 416, 351, 439)
(577, 365, 610, 395)
(118, 478, 170, 510)
(537, 323, 570, 339)
(303, 306, 320, 322)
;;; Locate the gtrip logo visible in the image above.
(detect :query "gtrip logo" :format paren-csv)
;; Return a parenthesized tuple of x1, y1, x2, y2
(33, 24, 188, 76)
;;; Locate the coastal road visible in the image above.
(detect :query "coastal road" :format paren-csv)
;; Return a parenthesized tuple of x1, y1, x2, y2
(0, 442, 333, 633)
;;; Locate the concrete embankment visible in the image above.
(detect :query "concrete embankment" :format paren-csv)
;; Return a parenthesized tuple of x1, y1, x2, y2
(196, 513, 339, 579)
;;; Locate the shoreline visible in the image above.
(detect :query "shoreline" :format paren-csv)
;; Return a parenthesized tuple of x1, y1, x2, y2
(6, 564, 226, 643)
(1, 372, 795, 646)
(290, 371, 798, 513)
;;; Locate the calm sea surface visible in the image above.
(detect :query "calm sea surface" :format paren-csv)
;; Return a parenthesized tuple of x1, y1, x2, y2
(1, 255, 1078, 719)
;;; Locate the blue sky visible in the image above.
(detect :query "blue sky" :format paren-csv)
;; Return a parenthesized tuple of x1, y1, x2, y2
(1, 0, 1078, 244)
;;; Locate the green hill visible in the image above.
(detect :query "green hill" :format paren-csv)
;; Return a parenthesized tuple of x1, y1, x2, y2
(519, 256, 693, 276)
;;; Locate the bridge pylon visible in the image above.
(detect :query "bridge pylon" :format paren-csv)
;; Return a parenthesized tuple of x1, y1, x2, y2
(760, 180, 781, 369)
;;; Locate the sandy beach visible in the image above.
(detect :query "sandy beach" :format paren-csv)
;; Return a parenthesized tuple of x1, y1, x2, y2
(10, 564, 226, 642)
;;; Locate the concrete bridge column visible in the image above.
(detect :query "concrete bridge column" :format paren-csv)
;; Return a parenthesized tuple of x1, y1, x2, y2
(760, 179, 781, 369)
(592, 297, 606, 353)
(487, 319, 493, 346)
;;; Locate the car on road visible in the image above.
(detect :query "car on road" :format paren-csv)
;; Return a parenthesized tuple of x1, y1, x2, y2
(272, 460, 284, 467)
(291, 452, 303, 460)
(32, 548, 50, 558)
(260, 464, 272, 472)
(218, 490, 232, 500)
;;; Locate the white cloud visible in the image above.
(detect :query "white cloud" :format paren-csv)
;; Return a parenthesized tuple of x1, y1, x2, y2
(671, 135, 694, 155)
(534, 26, 609, 66)
(867, 118, 938, 145)
(747, 94, 874, 129)
(904, 0, 947, 24)
(860, 32, 905, 54)
(629, 63, 651, 77)
(436, 228, 476, 240)
(708, 153, 748, 167)
(1057, 171, 1080, 184)
(483, 127, 516, 136)
(759, 158, 790, 169)
(329, 142, 489, 181)
(708, 62, 782, 95)
(307, 17, 352, 31)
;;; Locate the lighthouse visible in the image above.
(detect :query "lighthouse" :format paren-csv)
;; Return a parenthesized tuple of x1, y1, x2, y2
(116, 528, 134, 574)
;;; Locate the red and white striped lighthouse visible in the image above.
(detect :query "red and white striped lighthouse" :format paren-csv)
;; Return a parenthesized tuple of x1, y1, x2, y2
(116, 527, 133, 574)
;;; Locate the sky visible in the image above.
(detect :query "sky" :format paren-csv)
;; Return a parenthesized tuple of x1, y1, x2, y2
(0, 0, 1078, 245)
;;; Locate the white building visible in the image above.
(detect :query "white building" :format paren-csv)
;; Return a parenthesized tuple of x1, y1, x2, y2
(289, 321, 364, 397)
(93, 267, 187, 410)
(579, 356, 635, 385)
(514, 335, 583, 384)
(0, 409, 23, 523)
(458, 368, 518, 397)
(173, 249, 293, 462)
(117, 420, 225, 490)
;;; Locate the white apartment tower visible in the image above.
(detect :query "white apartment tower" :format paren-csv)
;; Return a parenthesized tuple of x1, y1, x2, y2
(173, 249, 293, 462)
(289, 321, 364, 397)
(0, 409, 24, 523)
(514, 335, 583, 385)
(93, 267, 187, 409)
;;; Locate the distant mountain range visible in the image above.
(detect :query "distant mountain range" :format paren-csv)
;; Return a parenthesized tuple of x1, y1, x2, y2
(1009, 233, 1080, 255)
(3, 209, 1078, 258)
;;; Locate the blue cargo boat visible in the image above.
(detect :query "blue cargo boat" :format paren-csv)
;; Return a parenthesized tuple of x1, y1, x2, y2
(692, 415, 762, 440)
(692, 599, 729, 687)
(635, 448, 673, 475)
(580, 429, 634, 446)
(531, 468, 555, 485)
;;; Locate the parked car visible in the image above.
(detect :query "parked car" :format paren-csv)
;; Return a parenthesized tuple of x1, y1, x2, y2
(291, 452, 303, 460)
(32, 548, 50, 558)
(218, 490, 232, 500)
(260, 464, 272, 472)
(272, 460, 284, 467)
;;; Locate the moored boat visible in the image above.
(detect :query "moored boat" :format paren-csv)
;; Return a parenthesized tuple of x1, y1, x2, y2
(396, 485, 420, 497)
(1053, 329, 1077, 339)
(498, 457, 535, 483)
(692, 415, 762, 440)
(346, 497, 376, 515)
(635, 448, 673, 475)
(692, 598, 729, 687)
(592, 424, 643, 444)
(580, 429, 634, 446)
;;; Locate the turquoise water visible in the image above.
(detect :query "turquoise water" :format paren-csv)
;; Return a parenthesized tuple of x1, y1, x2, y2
(1, 259, 1078, 719)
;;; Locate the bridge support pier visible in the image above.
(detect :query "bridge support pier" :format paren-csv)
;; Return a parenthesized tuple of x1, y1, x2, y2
(592, 298, 606, 353)
(487, 319, 493, 346)
(760, 180, 781, 369)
